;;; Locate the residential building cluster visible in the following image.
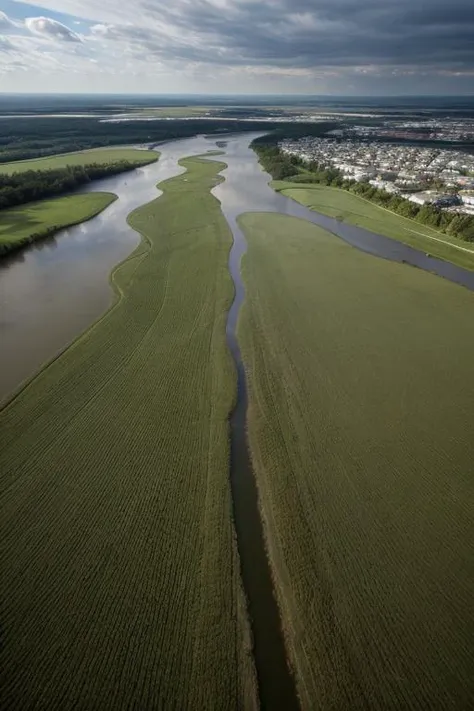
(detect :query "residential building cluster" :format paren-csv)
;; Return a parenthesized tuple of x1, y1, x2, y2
(346, 118, 474, 143)
(280, 137, 474, 214)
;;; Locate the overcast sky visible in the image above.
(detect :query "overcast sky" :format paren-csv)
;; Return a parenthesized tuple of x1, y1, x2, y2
(1, 0, 473, 95)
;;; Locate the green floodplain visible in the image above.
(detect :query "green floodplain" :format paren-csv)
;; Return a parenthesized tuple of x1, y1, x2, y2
(0, 192, 116, 254)
(0, 147, 157, 175)
(1, 147, 474, 710)
(0, 157, 257, 710)
(273, 180, 474, 271)
(0, 147, 158, 255)
(238, 211, 474, 710)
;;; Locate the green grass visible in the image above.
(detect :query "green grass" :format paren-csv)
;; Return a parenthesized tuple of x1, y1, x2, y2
(0, 192, 116, 255)
(0, 158, 257, 710)
(129, 106, 212, 117)
(238, 212, 474, 710)
(0, 147, 158, 174)
(273, 180, 474, 271)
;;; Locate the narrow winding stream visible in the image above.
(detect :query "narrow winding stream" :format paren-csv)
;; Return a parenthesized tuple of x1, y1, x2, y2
(211, 133, 474, 708)
(210, 144, 300, 709)
(2, 133, 474, 708)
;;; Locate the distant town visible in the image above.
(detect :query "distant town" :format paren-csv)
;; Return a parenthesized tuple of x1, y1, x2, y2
(280, 137, 474, 215)
(345, 118, 474, 143)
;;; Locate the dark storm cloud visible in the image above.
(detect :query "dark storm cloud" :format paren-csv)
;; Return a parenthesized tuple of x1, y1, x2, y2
(14, 0, 474, 73)
(126, 0, 474, 72)
(6, 0, 474, 91)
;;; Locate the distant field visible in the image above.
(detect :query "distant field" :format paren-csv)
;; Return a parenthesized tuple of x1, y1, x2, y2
(238, 212, 474, 710)
(0, 158, 257, 710)
(0, 147, 157, 174)
(127, 106, 213, 118)
(273, 180, 474, 271)
(0, 192, 116, 255)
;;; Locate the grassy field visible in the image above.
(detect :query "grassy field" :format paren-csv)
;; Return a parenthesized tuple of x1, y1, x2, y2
(238, 212, 474, 710)
(0, 192, 116, 255)
(0, 158, 257, 710)
(0, 147, 157, 174)
(128, 106, 213, 118)
(273, 180, 474, 271)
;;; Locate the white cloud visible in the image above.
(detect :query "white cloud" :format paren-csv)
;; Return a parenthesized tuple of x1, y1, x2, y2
(0, 37, 15, 54)
(15, 0, 143, 25)
(3, 0, 474, 93)
(25, 17, 82, 43)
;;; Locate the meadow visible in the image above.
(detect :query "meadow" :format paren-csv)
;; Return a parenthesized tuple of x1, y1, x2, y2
(127, 106, 213, 117)
(238, 211, 474, 710)
(273, 180, 474, 271)
(0, 147, 157, 174)
(0, 158, 257, 710)
(0, 192, 116, 255)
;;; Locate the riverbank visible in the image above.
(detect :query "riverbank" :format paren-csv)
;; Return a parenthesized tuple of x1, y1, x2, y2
(0, 192, 117, 256)
(214, 154, 299, 708)
(0, 135, 219, 403)
(0, 147, 157, 174)
(273, 180, 474, 271)
(0, 156, 257, 710)
(237, 211, 474, 710)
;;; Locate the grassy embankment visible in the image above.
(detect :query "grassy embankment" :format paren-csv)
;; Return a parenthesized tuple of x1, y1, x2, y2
(272, 180, 474, 271)
(0, 192, 116, 256)
(0, 148, 158, 256)
(238, 212, 474, 710)
(0, 147, 157, 174)
(0, 158, 257, 710)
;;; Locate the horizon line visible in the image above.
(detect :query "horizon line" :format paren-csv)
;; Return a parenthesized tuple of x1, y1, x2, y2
(1, 92, 474, 98)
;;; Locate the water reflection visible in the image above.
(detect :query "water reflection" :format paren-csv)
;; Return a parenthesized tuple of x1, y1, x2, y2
(31, 234, 59, 252)
(2, 132, 473, 405)
(0, 135, 216, 402)
(214, 134, 474, 293)
(211, 134, 474, 709)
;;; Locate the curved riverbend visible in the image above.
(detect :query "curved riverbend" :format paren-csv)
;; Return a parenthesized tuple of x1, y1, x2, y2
(2, 132, 474, 704)
(0, 135, 216, 402)
(211, 133, 474, 708)
(213, 135, 474, 291)
(3, 131, 473, 404)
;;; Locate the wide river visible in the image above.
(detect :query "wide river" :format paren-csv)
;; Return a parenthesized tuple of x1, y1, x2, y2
(2, 132, 474, 403)
(2, 132, 474, 404)
(0, 135, 211, 401)
(2, 132, 474, 708)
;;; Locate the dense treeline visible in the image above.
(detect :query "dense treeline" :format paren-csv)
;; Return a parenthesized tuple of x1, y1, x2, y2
(0, 161, 146, 210)
(0, 117, 341, 163)
(254, 143, 474, 243)
(0, 117, 316, 163)
(251, 122, 339, 149)
(251, 145, 304, 180)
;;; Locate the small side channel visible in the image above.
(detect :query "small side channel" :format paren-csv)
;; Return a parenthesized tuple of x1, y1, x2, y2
(225, 214, 300, 710)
